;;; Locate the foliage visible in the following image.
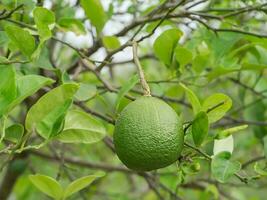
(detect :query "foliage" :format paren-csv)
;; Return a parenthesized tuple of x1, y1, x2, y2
(0, 0, 267, 199)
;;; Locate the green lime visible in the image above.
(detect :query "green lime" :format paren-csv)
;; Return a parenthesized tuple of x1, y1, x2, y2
(114, 96, 184, 171)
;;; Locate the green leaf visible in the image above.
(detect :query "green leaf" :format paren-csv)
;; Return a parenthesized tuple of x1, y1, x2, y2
(179, 83, 201, 115)
(31, 43, 46, 63)
(107, 3, 114, 19)
(175, 46, 193, 70)
(59, 70, 72, 84)
(33, 46, 54, 70)
(56, 110, 106, 144)
(203, 31, 242, 61)
(254, 162, 267, 176)
(0, 65, 17, 116)
(29, 174, 63, 199)
(0, 31, 8, 47)
(146, 20, 173, 33)
(5, 25, 36, 58)
(215, 125, 248, 139)
(25, 83, 79, 139)
(264, 136, 267, 159)
(205, 184, 219, 200)
(153, 28, 182, 66)
(9, 158, 27, 174)
(202, 93, 232, 123)
(33, 7, 55, 41)
(0, 56, 8, 63)
(207, 66, 238, 81)
(181, 161, 201, 175)
(37, 100, 72, 139)
(58, 18, 86, 35)
(211, 151, 241, 183)
(4, 124, 24, 143)
(229, 43, 256, 58)
(7, 75, 54, 114)
(115, 74, 139, 111)
(245, 100, 267, 139)
(63, 172, 105, 198)
(192, 54, 209, 74)
(81, 0, 107, 33)
(102, 36, 120, 51)
(192, 111, 209, 146)
(75, 83, 97, 102)
(241, 62, 267, 70)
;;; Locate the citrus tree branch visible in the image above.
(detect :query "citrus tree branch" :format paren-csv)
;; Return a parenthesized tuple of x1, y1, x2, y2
(30, 150, 132, 173)
(184, 142, 248, 183)
(0, 4, 24, 20)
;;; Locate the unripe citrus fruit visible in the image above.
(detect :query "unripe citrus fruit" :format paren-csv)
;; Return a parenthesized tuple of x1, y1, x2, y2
(114, 96, 184, 171)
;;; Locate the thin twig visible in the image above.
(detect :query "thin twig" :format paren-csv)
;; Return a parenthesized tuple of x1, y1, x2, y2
(242, 156, 265, 169)
(137, 0, 187, 42)
(184, 142, 248, 183)
(75, 102, 115, 124)
(0, 4, 24, 20)
(31, 150, 132, 173)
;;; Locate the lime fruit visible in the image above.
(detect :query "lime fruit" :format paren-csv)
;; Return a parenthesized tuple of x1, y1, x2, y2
(114, 96, 184, 171)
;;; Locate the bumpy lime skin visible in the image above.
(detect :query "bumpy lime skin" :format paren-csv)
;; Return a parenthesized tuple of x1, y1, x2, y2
(114, 96, 184, 171)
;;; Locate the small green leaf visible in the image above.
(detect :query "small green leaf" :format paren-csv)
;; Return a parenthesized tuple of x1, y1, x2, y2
(75, 83, 97, 102)
(145, 20, 173, 33)
(192, 54, 209, 74)
(202, 93, 232, 123)
(9, 159, 27, 174)
(33, 7, 55, 41)
(81, 0, 107, 33)
(0, 65, 16, 116)
(7, 75, 54, 114)
(215, 125, 248, 139)
(254, 162, 267, 176)
(179, 83, 201, 115)
(203, 31, 241, 60)
(264, 136, 267, 159)
(207, 66, 238, 81)
(205, 184, 219, 200)
(56, 110, 106, 144)
(0, 31, 8, 47)
(33, 46, 54, 70)
(25, 83, 79, 139)
(115, 74, 139, 111)
(29, 174, 63, 199)
(245, 100, 266, 139)
(5, 25, 36, 58)
(153, 28, 182, 66)
(241, 62, 267, 71)
(211, 151, 241, 183)
(181, 161, 201, 175)
(175, 46, 193, 70)
(107, 3, 114, 19)
(102, 36, 120, 51)
(58, 18, 86, 35)
(192, 111, 209, 146)
(4, 124, 24, 143)
(0, 56, 8, 63)
(63, 172, 105, 198)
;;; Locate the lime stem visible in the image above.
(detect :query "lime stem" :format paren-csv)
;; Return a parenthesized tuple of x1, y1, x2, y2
(132, 40, 151, 96)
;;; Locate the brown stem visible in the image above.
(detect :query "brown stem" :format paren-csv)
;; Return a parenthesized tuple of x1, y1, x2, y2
(132, 41, 151, 96)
